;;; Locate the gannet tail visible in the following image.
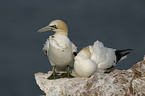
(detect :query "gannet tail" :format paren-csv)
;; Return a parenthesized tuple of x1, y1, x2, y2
(115, 49, 133, 63)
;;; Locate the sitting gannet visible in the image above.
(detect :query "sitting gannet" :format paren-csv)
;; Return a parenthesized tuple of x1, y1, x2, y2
(74, 40, 132, 77)
(38, 20, 77, 79)
(74, 46, 98, 78)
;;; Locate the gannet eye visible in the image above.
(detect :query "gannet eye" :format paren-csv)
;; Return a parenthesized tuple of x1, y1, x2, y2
(50, 25, 58, 29)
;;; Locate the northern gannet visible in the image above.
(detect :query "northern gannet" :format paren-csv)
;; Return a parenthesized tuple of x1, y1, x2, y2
(74, 46, 98, 78)
(38, 20, 77, 79)
(74, 40, 132, 77)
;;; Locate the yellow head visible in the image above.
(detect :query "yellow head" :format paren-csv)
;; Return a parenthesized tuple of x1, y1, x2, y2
(37, 20, 68, 35)
(79, 46, 92, 58)
(81, 46, 90, 53)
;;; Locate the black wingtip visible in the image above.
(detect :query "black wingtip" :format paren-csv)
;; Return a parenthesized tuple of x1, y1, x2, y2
(115, 49, 133, 63)
(116, 49, 133, 53)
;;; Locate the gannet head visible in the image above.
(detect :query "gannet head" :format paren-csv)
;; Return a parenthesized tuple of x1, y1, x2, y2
(37, 20, 68, 35)
(78, 46, 92, 58)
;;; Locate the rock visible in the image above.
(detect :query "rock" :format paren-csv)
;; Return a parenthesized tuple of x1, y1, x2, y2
(35, 58, 145, 96)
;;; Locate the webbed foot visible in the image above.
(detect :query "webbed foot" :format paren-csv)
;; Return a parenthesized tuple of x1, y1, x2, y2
(47, 66, 61, 80)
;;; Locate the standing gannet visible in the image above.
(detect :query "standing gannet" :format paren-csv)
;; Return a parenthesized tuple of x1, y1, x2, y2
(91, 40, 132, 72)
(38, 20, 77, 79)
(74, 46, 98, 78)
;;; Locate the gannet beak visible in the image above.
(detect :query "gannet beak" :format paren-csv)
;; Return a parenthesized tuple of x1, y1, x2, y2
(37, 25, 52, 32)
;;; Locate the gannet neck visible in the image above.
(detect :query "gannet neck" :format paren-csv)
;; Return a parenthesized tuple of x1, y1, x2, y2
(55, 30, 68, 36)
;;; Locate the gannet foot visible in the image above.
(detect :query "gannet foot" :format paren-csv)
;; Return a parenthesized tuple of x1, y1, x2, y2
(67, 72, 74, 78)
(47, 66, 61, 80)
(47, 66, 74, 79)
(104, 66, 115, 73)
(47, 72, 74, 79)
(47, 72, 61, 80)
(57, 72, 74, 78)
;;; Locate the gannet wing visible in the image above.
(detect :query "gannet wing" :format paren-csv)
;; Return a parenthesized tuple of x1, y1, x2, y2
(91, 40, 106, 64)
(91, 40, 116, 69)
(42, 39, 49, 56)
(71, 42, 77, 56)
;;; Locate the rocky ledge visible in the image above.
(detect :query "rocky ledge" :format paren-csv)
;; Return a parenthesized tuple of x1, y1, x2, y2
(35, 56, 145, 96)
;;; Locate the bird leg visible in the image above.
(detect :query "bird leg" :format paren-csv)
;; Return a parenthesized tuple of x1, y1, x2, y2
(67, 65, 74, 78)
(48, 65, 74, 79)
(47, 66, 59, 80)
(53, 66, 56, 79)
(67, 65, 70, 78)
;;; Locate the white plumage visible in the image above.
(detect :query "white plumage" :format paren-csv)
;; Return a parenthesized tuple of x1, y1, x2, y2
(74, 40, 132, 78)
(38, 20, 132, 79)
(74, 40, 118, 78)
(43, 34, 76, 70)
(74, 46, 98, 78)
(38, 20, 77, 76)
(91, 40, 116, 70)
